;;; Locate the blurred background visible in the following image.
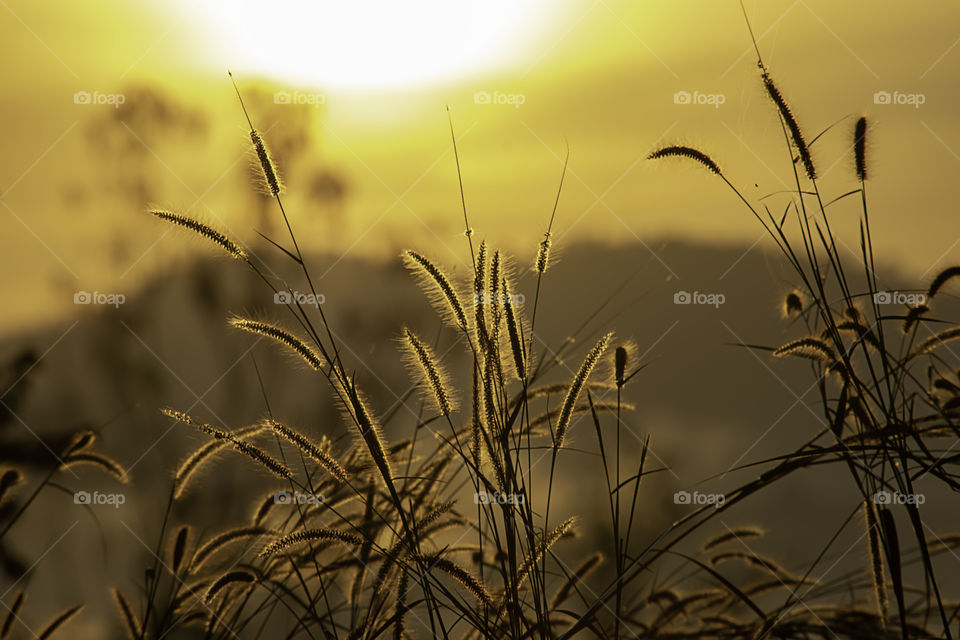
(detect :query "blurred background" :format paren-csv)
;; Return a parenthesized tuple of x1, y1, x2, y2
(2, 0, 960, 636)
(3, 1, 960, 331)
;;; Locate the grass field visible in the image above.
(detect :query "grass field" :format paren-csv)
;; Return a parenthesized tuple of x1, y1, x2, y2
(3, 3, 960, 639)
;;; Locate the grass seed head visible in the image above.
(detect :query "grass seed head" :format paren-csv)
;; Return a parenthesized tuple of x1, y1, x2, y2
(536, 233, 552, 274)
(401, 328, 457, 416)
(229, 317, 324, 371)
(502, 277, 527, 380)
(403, 250, 470, 333)
(250, 129, 283, 196)
(762, 72, 816, 180)
(648, 145, 721, 175)
(854, 116, 868, 180)
(772, 337, 835, 363)
(555, 334, 613, 447)
(148, 209, 247, 260)
(783, 290, 804, 317)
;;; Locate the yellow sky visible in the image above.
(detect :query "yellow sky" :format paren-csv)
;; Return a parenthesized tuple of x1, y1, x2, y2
(2, 1, 960, 331)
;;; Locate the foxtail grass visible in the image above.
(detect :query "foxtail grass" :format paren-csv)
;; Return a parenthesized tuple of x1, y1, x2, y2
(403, 250, 470, 334)
(267, 418, 349, 482)
(854, 116, 868, 181)
(555, 334, 613, 447)
(761, 72, 816, 180)
(401, 328, 457, 416)
(229, 317, 324, 371)
(648, 146, 721, 175)
(148, 209, 247, 260)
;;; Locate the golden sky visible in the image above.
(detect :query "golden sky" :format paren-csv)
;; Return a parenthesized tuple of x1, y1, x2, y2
(2, 1, 960, 331)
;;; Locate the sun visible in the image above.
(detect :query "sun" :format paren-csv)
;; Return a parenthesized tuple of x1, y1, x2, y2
(188, 0, 553, 90)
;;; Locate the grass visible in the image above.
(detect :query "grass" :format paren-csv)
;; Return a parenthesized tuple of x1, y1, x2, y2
(2, 24, 960, 640)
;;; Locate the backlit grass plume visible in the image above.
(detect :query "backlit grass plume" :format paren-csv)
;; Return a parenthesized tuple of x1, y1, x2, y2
(0, 469, 22, 506)
(394, 573, 409, 640)
(608, 340, 638, 389)
(170, 525, 189, 575)
(772, 337, 835, 363)
(702, 527, 764, 552)
(502, 276, 526, 380)
(473, 241, 490, 348)
(555, 333, 613, 448)
(250, 129, 283, 196)
(469, 363, 485, 468)
(854, 116, 868, 181)
(490, 250, 503, 333)
(61, 430, 96, 457)
(162, 409, 292, 481)
(915, 326, 960, 355)
(615, 346, 628, 388)
(420, 554, 493, 606)
(340, 379, 394, 489)
(401, 327, 457, 416)
(229, 317, 324, 371)
(60, 451, 128, 482)
(36, 604, 84, 640)
(192, 526, 272, 570)
(113, 588, 142, 640)
(1, 590, 24, 638)
(172, 423, 269, 499)
(230, 71, 283, 196)
(529, 400, 632, 429)
(516, 517, 577, 588)
(550, 552, 603, 609)
(710, 551, 793, 580)
(536, 233, 552, 274)
(783, 290, 804, 317)
(267, 419, 349, 482)
(148, 209, 247, 260)
(903, 305, 930, 334)
(403, 250, 470, 333)
(762, 72, 816, 180)
(927, 266, 960, 299)
(863, 499, 889, 622)
(204, 570, 257, 604)
(648, 146, 721, 175)
(259, 528, 365, 557)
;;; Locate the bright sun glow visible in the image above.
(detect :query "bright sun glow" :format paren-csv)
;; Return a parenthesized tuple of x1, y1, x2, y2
(189, 0, 552, 90)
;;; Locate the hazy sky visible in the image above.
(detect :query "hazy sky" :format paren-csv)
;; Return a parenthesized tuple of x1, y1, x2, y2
(2, 1, 960, 331)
